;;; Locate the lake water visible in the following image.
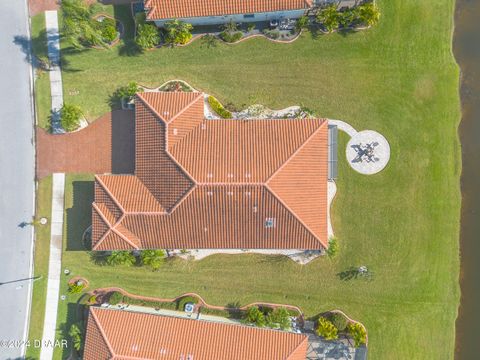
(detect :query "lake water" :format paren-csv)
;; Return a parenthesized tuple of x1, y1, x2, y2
(453, 0, 480, 358)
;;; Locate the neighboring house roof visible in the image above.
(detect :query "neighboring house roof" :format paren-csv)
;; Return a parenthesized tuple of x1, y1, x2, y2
(92, 91, 328, 251)
(144, 0, 312, 21)
(83, 307, 309, 360)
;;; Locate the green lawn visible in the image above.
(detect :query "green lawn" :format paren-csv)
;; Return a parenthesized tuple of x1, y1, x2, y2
(40, 0, 461, 359)
(27, 176, 52, 360)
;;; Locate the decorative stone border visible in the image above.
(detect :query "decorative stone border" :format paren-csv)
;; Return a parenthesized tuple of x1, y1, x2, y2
(86, 287, 367, 345)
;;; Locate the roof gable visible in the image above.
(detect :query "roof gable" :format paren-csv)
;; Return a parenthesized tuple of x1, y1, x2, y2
(84, 307, 308, 360)
(145, 0, 311, 20)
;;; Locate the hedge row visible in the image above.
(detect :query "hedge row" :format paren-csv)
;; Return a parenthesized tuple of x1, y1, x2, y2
(208, 96, 232, 119)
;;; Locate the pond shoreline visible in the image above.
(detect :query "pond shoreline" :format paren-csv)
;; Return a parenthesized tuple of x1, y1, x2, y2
(453, 0, 480, 357)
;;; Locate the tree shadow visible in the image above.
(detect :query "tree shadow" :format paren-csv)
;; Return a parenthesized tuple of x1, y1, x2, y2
(225, 301, 243, 319)
(111, 110, 135, 174)
(57, 301, 86, 360)
(112, 3, 144, 56)
(336, 266, 360, 281)
(66, 181, 94, 251)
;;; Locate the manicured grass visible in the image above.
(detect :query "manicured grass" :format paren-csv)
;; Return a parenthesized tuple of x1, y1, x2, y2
(26, 176, 52, 360)
(46, 0, 461, 359)
(31, 13, 51, 129)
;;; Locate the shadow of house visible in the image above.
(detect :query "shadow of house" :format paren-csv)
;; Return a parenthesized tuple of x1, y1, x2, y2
(66, 181, 94, 251)
(57, 302, 86, 360)
(111, 110, 135, 174)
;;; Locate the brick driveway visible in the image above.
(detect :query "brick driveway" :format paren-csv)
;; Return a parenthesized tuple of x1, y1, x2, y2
(36, 110, 135, 179)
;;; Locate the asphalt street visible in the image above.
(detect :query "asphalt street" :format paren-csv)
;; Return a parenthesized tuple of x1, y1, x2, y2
(0, 0, 36, 358)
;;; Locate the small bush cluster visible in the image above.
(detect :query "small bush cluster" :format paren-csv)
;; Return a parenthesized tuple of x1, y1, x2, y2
(108, 291, 124, 305)
(98, 17, 117, 43)
(68, 323, 83, 352)
(347, 322, 367, 347)
(219, 30, 243, 43)
(68, 280, 86, 294)
(208, 96, 232, 118)
(242, 306, 293, 330)
(326, 237, 339, 258)
(329, 312, 348, 331)
(60, 103, 83, 132)
(136, 23, 160, 50)
(316, 317, 338, 340)
(262, 29, 280, 39)
(316, 2, 380, 33)
(164, 20, 193, 45)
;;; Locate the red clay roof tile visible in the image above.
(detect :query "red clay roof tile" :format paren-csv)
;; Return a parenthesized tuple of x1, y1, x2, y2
(145, 0, 311, 21)
(83, 307, 308, 360)
(93, 91, 328, 250)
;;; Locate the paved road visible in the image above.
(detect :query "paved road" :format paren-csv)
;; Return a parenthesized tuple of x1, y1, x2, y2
(0, 0, 35, 359)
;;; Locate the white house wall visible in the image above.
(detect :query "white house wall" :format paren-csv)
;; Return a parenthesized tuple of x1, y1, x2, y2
(153, 9, 306, 27)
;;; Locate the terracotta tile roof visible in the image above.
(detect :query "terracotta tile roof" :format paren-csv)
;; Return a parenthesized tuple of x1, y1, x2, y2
(144, 0, 312, 21)
(83, 307, 308, 360)
(92, 92, 328, 251)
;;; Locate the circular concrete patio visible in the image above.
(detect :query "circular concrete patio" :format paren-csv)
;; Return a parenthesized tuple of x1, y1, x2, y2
(346, 130, 390, 175)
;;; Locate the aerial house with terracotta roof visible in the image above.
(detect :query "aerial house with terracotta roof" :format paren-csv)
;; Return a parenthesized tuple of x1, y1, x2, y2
(83, 306, 309, 360)
(144, 0, 313, 27)
(92, 91, 334, 259)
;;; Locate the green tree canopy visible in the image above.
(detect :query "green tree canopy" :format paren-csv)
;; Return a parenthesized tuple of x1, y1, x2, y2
(140, 249, 166, 270)
(164, 20, 193, 45)
(106, 251, 136, 266)
(62, 0, 108, 49)
(316, 317, 338, 340)
(357, 2, 381, 27)
(317, 5, 340, 33)
(136, 24, 160, 50)
(243, 306, 266, 327)
(59, 103, 82, 132)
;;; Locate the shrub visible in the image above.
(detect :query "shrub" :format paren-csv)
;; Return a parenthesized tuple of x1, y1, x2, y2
(316, 317, 338, 340)
(136, 23, 160, 50)
(356, 2, 380, 27)
(88, 295, 97, 304)
(317, 4, 340, 33)
(116, 81, 143, 102)
(68, 281, 85, 294)
(329, 312, 348, 331)
(140, 249, 166, 270)
(60, 104, 82, 132)
(68, 323, 83, 351)
(347, 322, 367, 347)
(62, 0, 108, 48)
(219, 31, 243, 43)
(208, 96, 232, 118)
(99, 18, 117, 43)
(262, 29, 280, 39)
(177, 296, 198, 311)
(108, 291, 124, 305)
(106, 251, 136, 266)
(243, 306, 266, 327)
(266, 307, 291, 330)
(247, 23, 256, 32)
(164, 20, 193, 45)
(326, 237, 338, 258)
(296, 15, 309, 30)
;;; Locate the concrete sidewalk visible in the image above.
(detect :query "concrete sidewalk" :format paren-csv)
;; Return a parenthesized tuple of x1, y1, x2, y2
(40, 173, 65, 360)
(45, 10, 64, 133)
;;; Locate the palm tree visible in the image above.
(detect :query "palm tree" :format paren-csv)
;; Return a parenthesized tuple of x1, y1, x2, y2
(164, 19, 193, 45)
(62, 0, 108, 49)
(106, 251, 136, 266)
(357, 2, 381, 27)
(316, 5, 340, 33)
(140, 249, 166, 270)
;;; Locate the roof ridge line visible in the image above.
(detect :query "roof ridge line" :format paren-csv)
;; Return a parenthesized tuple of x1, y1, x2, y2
(136, 93, 168, 124)
(112, 218, 141, 250)
(196, 182, 265, 186)
(167, 183, 197, 214)
(265, 184, 327, 248)
(90, 307, 117, 358)
(92, 205, 114, 250)
(265, 119, 327, 184)
(166, 92, 203, 124)
(95, 175, 127, 215)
